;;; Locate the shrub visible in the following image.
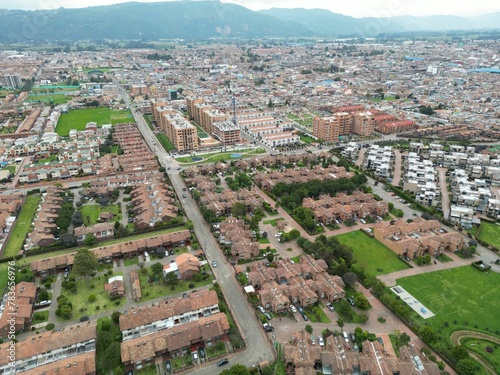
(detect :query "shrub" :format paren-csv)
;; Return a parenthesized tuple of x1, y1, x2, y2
(44, 282, 51, 289)
(107, 270, 113, 276)
(66, 281, 76, 290)
(101, 320, 111, 331)
(111, 311, 121, 323)
(45, 323, 55, 331)
(95, 306, 100, 310)
(88, 294, 97, 303)
(61, 280, 68, 288)
(189, 283, 195, 288)
(70, 287, 77, 293)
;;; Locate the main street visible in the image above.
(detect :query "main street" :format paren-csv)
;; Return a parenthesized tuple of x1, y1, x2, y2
(114, 81, 275, 371)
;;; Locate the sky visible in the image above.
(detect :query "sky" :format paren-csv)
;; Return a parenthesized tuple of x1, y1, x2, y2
(1, 0, 498, 18)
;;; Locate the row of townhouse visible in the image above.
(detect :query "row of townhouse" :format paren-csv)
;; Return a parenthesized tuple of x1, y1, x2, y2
(129, 176, 178, 230)
(30, 230, 191, 276)
(0, 321, 97, 375)
(303, 192, 389, 224)
(403, 152, 440, 207)
(248, 255, 345, 312)
(284, 330, 439, 375)
(25, 186, 64, 249)
(217, 218, 259, 259)
(199, 188, 264, 216)
(373, 218, 464, 259)
(119, 291, 229, 372)
(19, 160, 98, 183)
(254, 165, 354, 191)
(362, 144, 394, 179)
(0, 282, 37, 336)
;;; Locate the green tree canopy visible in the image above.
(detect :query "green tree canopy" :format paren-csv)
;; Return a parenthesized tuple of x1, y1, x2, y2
(73, 248, 98, 284)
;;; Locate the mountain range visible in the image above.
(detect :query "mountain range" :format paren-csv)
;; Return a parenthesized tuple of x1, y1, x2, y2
(0, 1, 498, 42)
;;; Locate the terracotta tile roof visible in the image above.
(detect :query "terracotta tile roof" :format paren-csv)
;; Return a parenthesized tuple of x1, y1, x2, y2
(20, 351, 95, 375)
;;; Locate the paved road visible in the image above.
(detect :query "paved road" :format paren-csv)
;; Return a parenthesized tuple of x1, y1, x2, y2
(437, 167, 450, 219)
(113, 80, 275, 371)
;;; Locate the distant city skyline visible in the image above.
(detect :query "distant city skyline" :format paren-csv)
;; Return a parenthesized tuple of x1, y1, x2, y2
(1, 0, 499, 18)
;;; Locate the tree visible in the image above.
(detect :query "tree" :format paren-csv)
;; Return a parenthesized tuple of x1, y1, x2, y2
(73, 248, 98, 285)
(452, 345, 470, 361)
(60, 233, 77, 248)
(266, 253, 274, 263)
(165, 271, 179, 286)
(151, 262, 164, 278)
(336, 318, 345, 330)
(231, 202, 247, 218)
(456, 358, 477, 375)
(84, 233, 96, 246)
(342, 272, 357, 286)
(305, 325, 313, 334)
(419, 326, 438, 344)
(220, 364, 250, 375)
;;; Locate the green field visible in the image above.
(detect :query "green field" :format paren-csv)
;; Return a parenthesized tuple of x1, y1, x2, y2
(335, 230, 409, 275)
(27, 94, 70, 105)
(56, 108, 133, 136)
(1, 194, 40, 259)
(477, 221, 500, 249)
(176, 148, 266, 165)
(397, 267, 500, 347)
(80, 204, 121, 226)
(156, 133, 176, 151)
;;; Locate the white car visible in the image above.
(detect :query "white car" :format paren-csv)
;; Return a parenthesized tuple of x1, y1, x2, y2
(360, 219, 366, 224)
(318, 336, 325, 347)
(290, 305, 297, 313)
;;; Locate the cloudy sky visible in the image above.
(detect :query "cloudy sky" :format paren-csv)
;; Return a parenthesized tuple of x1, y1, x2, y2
(2, 0, 498, 18)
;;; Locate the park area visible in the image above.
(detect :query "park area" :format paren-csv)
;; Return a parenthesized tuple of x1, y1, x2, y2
(397, 267, 500, 352)
(176, 148, 266, 165)
(56, 107, 132, 136)
(335, 230, 409, 275)
(80, 204, 121, 226)
(1, 194, 40, 259)
(474, 220, 500, 249)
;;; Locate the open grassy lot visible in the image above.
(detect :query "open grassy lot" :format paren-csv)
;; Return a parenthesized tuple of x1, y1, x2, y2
(156, 133, 176, 151)
(176, 148, 266, 165)
(56, 107, 132, 136)
(27, 94, 70, 105)
(80, 204, 121, 226)
(462, 338, 500, 371)
(31, 310, 49, 325)
(477, 221, 500, 249)
(58, 275, 126, 321)
(139, 264, 213, 302)
(1, 194, 40, 259)
(397, 267, 500, 346)
(335, 230, 409, 275)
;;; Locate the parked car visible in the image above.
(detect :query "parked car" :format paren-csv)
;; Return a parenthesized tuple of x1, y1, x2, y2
(347, 297, 355, 306)
(404, 256, 411, 262)
(258, 305, 266, 313)
(217, 359, 229, 367)
(301, 313, 309, 321)
(192, 352, 199, 362)
(360, 219, 366, 224)
(265, 312, 272, 320)
(165, 360, 172, 373)
(318, 336, 325, 347)
(263, 323, 274, 332)
(326, 303, 334, 311)
(212, 260, 217, 267)
(199, 347, 206, 358)
(290, 305, 297, 313)
(169, 249, 175, 256)
(350, 333, 356, 342)
(182, 194, 186, 198)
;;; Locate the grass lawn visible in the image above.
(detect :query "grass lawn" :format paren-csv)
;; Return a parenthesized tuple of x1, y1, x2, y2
(291, 255, 302, 263)
(144, 114, 155, 131)
(176, 148, 266, 165)
(396, 266, 500, 348)
(56, 107, 132, 136)
(35, 154, 59, 164)
(477, 221, 500, 249)
(58, 276, 126, 321)
(462, 338, 500, 371)
(335, 231, 409, 275)
(207, 342, 227, 358)
(156, 133, 176, 151)
(259, 237, 270, 244)
(300, 134, 317, 144)
(27, 94, 70, 105)
(1, 194, 40, 259)
(80, 204, 121, 226)
(263, 218, 284, 226)
(304, 305, 331, 323)
(31, 310, 49, 325)
(2, 165, 16, 174)
(139, 264, 213, 302)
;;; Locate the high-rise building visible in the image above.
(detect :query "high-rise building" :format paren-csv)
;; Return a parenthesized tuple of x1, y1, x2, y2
(352, 112, 376, 136)
(212, 121, 241, 146)
(3, 74, 22, 89)
(312, 113, 351, 141)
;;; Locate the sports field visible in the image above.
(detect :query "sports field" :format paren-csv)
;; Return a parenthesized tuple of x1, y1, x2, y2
(397, 267, 500, 344)
(335, 230, 409, 275)
(56, 108, 132, 136)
